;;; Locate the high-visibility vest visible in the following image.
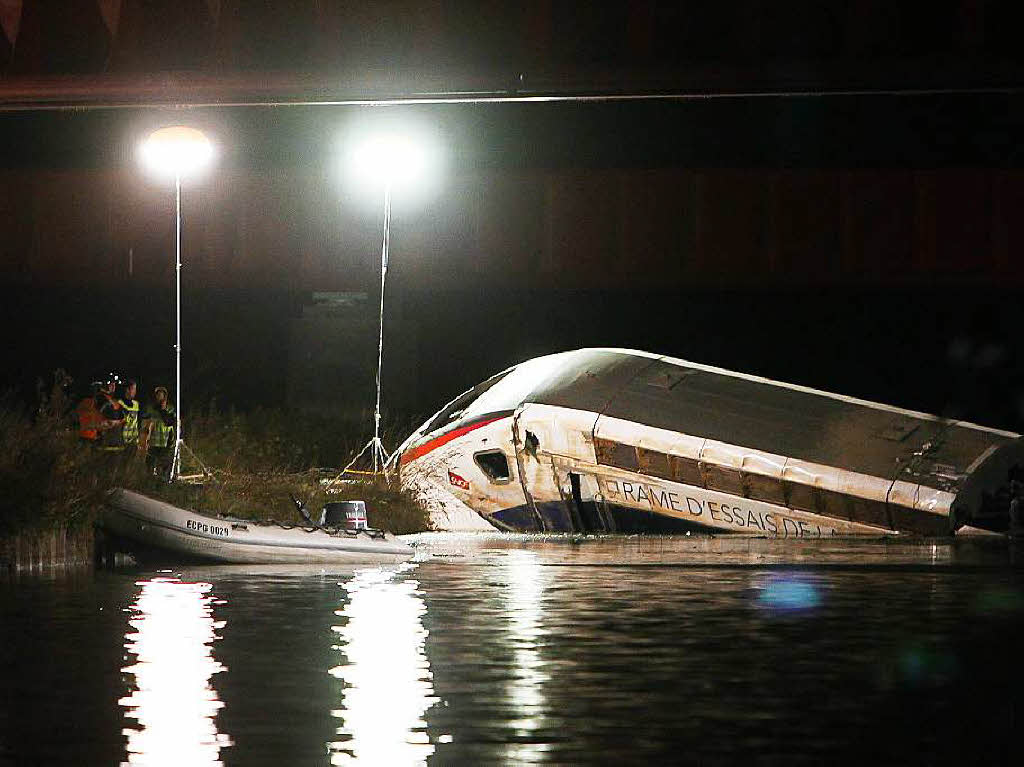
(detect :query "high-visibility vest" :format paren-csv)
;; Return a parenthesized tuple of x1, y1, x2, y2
(150, 405, 175, 448)
(118, 399, 140, 445)
(76, 397, 102, 440)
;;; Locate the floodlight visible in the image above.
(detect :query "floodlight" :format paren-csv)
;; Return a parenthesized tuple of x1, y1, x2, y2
(140, 126, 215, 179)
(333, 125, 442, 479)
(138, 125, 217, 480)
(350, 133, 429, 189)
(341, 124, 441, 204)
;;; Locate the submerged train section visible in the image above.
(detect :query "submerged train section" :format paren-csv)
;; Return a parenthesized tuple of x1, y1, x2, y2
(398, 349, 1024, 537)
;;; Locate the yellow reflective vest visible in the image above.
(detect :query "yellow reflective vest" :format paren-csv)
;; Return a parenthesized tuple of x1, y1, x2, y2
(150, 405, 175, 448)
(117, 398, 140, 446)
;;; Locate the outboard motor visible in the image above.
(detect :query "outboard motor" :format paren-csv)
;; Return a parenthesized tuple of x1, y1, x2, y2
(320, 500, 369, 530)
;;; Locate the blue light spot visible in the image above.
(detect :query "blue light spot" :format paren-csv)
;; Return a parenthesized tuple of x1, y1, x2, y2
(757, 577, 821, 611)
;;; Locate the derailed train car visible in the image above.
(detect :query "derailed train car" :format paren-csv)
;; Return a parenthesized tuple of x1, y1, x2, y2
(397, 349, 1024, 536)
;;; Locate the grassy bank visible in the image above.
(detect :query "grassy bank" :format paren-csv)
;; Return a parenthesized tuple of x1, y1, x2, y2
(0, 397, 115, 537)
(0, 385, 431, 537)
(149, 470, 429, 535)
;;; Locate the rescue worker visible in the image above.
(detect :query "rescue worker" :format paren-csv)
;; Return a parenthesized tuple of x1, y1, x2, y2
(76, 381, 105, 444)
(96, 374, 125, 452)
(117, 379, 144, 458)
(146, 386, 176, 480)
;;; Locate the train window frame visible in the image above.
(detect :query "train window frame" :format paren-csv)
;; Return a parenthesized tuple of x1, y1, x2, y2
(744, 471, 787, 505)
(702, 462, 745, 496)
(786, 481, 820, 513)
(474, 449, 514, 484)
(844, 495, 890, 528)
(424, 370, 512, 434)
(637, 447, 671, 480)
(594, 437, 640, 472)
(669, 455, 704, 487)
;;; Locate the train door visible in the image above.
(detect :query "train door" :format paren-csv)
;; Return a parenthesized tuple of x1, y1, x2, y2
(513, 404, 608, 532)
(568, 472, 613, 533)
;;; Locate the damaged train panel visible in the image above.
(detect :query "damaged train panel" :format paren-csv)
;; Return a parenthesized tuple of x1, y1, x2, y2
(398, 348, 1024, 536)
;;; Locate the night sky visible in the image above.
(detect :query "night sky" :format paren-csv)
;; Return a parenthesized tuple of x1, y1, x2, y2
(1, 1, 1023, 433)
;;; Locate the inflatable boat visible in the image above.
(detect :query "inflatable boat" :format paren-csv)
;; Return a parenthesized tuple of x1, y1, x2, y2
(101, 489, 414, 564)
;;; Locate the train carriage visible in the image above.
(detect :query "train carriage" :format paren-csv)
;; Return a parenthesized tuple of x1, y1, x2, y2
(398, 349, 1023, 537)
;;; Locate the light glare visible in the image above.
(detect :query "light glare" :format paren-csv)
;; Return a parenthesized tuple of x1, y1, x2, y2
(353, 135, 426, 185)
(342, 126, 441, 199)
(140, 126, 215, 179)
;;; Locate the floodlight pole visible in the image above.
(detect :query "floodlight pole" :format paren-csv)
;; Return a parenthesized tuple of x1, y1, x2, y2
(373, 181, 392, 472)
(343, 179, 395, 479)
(171, 172, 183, 480)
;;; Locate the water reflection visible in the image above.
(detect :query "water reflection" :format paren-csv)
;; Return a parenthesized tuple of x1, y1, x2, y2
(502, 550, 549, 763)
(119, 577, 230, 766)
(329, 563, 439, 765)
(756, 574, 822, 612)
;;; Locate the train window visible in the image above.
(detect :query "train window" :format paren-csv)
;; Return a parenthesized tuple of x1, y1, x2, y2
(637, 448, 671, 480)
(594, 437, 640, 471)
(423, 370, 512, 434)
(424, 389, 481, 433)
(744, 472, 786, 505)
(702, 463, 745, 495)
(474, 450, 513, 483)
(669, 455, 704, 486)
(845, 495, 890, 528)
(890, 504, 947, 535)
(786, 482, 822, 513)
(816, 489, 850, 522)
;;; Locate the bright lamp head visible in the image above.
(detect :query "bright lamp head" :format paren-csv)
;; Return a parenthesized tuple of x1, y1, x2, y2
(139, 126, 215, 179)
(350, 134, 428, 188)
(341, 122, 441, 201)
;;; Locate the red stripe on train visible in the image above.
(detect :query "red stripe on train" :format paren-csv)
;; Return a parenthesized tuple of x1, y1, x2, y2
(400, 415, 510, 465)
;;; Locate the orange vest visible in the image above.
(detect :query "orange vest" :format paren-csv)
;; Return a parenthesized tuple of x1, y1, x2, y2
(77, 397, 102, 440)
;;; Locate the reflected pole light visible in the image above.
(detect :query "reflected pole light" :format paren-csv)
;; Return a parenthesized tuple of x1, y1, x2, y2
(139, 126, 215, 481)
(342, 129, 436, 477)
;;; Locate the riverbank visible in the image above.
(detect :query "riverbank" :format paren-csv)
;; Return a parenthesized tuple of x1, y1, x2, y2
(0, 524, 95, 575)
(1, 394, 431, 572)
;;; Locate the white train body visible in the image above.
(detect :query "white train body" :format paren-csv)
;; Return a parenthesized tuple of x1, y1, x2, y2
(398, 349, 1024, 536)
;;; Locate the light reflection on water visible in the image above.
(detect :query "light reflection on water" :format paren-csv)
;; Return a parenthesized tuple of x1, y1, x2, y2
(328, 563, 440, 765)
(755, 574, 822, 612)
(502, 551, 550, 763)
(4, 536, 1024, 765)
(118, 577, 231, 766)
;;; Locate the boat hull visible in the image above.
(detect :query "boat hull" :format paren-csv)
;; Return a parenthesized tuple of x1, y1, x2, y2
(101, 489, 414, 564)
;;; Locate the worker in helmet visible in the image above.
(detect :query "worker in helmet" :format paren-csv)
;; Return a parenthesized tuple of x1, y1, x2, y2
(96, 374, 125, 452)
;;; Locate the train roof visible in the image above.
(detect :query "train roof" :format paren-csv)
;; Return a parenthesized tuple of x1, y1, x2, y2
(517, 348, 1019, 483)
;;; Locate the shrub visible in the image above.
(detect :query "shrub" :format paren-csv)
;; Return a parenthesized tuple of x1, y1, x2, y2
(0, 393, 131, 536)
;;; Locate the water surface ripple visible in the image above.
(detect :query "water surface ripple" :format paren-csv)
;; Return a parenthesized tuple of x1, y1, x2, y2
(2, 534, 1023, 765)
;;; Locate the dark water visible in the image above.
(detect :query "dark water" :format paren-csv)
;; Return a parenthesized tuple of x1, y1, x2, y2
(3, 534, 1024, 766)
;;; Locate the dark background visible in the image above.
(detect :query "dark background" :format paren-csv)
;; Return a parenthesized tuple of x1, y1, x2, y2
(1, 1, 1023, 438)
